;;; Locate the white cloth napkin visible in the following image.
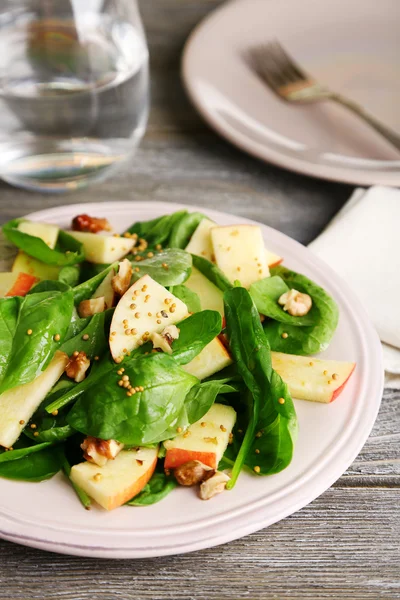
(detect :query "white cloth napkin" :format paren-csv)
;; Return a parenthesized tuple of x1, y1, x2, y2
(308, 185, 400, 388)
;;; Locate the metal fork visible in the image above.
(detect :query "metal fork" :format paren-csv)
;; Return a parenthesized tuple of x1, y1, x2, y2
(249, 41, 400, 152)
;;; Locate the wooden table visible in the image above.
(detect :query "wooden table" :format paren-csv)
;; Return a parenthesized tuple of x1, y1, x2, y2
(0, 1, 399, 598)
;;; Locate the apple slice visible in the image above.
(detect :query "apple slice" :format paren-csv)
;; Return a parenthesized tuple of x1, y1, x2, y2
(183, 337, 232, 380)
(92, 268, 116, 308)
(211, 225, 270, 288)
(271, 351, 356, 403)
(12, 251, 61, 280)
(0, 272, 38, 298)
(184, 267, 224, 317)
(68, 231, 135, 264)
(0, 351, 69, 448)
(164, 403, 236, 470)
(109, 274, 189, 361)
(17, 220, 59, 249)
(70, 447, 158, 511)
(265, 249, 283, 268)
(185, 218, 216, 261)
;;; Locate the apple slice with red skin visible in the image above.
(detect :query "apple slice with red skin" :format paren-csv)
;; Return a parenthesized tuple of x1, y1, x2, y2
(271, 351, 355, 403)
(0, 272, 39, 298)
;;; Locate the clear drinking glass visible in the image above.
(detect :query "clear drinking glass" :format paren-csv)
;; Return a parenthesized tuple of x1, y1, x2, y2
(0, 0, 149, 192)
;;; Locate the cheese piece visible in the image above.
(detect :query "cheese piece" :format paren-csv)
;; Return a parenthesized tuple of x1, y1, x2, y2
(109, 274, 189, 360)
(68, 231, 135, 264)
(70, 447, 158, 511)
(17, 221, 59, 249)
(185, 218, 216, 261)
(211, 225, 269, 288)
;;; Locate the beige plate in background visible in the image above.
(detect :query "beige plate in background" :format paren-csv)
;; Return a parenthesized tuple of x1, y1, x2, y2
(182, 0, 400, 186)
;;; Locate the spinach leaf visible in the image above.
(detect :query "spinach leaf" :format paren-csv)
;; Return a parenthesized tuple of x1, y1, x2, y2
(263, 266, 339, 355)
(171, 310, 222, 366)
(0, 445, 63, 481)
(169, 212, 206, 249)
(249, 276, 315, 326)
(67, 353, 198, 445)
(170, 285, 201, 313)
(28, 280, 70, 294)
(127, 470, 177, 506)
(2, 219, 85, 266)
(73, 263, 116, 305)
(59, 265, 81, 287)
(223, 287, 297, 488)
(60, 310, 109, 359)
(192, 254, 232, 292)
(0, 290, 74, 393)
(126, 211, 188, 246)
(0, 442, 52, 463)
(24, 391, 75, 443)
(131, 249, 192, 287)
(0, 297, 21, 385)
(62, 454, 91, 509)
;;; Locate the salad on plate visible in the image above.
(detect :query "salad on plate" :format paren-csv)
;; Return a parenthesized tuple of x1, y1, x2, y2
(0, 210, 355, 511)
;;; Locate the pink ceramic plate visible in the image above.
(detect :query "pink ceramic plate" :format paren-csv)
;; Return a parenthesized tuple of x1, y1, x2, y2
(0, 201, 383, 557)
(182, 0, 400, 185)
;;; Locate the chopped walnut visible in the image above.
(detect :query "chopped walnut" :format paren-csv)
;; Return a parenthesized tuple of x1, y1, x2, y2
(81, 436, 124, 467)
(199, 470, 230, 500)
(72, 214, 111, 233)
(78, 297, 106, 318)
(65, 351, 90, 383)
(151, 324, 180, 354)
(278, 288, 312, 317)
(173, 460, 214, 486)
(112, 259, 133, 296)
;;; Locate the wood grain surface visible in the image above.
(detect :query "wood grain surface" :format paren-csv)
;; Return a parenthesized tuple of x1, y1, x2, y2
(0, 1, 398, 598)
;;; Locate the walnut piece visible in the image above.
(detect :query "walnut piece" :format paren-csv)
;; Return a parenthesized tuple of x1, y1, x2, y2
(72, 214, 111, 233)
(65, 351, 90, 383)
(78, 297, 106, 318)
(174, 460, 214, 486)
(199, 471, 230, 500)
(151, 324, 180, 354)
(111, 259, 133, 296)
(81, 436, 124, 467)
(278, 288, 312, 317)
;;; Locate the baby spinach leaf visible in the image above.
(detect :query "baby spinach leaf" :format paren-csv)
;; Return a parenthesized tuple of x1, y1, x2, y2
(223, 287, 297, 488)
(59, 265, 81, 287)
(60, 310, 109, 359)
(126, 211, 188, 246)
(170, 285, 201, 313)
(192, 254, 232, 292)
(0, 442, 52, 464)
(28, 280, 70, 294)
(249, 276, 315, 326)
(263, 266, 339, 355)
(67, 353, 198, 445)
(0, 445, 63, 482)
(24, 392, 75, 443)
(0, 290, 74, 393)
(131, 249, 192, 287)
(171, 310, 222, 366)
(127, 470, 177, 506)
(169, 212, 206, 249)
(2, 219, 85, 266)
(72, 263, 116, 305)
(0, 297, 21, 385)
(184, 380, 239, 424)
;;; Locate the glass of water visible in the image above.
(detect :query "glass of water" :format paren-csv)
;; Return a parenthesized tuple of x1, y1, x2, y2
(0, 0, 149, 192)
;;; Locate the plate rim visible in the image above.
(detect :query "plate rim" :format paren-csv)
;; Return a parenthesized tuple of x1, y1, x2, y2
(181, 0, 400, 187)
(0, 200, 384, 558)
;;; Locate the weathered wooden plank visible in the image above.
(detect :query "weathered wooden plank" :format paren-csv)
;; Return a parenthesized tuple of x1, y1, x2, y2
(0, 488, 398, 599)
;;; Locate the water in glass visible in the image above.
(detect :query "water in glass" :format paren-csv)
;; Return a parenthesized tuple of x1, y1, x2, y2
(0, 0, 149, 191)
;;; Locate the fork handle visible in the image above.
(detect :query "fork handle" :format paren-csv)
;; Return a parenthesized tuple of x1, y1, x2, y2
(331, 93, 400, 153)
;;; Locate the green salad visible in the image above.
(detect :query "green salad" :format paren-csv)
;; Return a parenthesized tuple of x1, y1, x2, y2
(0, 210, 355, 510)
